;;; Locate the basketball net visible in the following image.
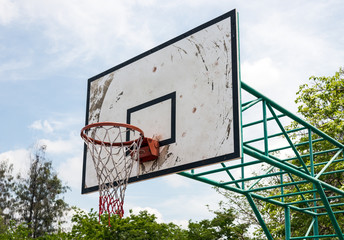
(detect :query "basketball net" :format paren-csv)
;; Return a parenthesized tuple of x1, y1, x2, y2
(81, 122, 144, 225)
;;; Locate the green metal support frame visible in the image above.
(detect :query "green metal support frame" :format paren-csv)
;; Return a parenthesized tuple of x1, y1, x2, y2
(178, 82, 344, 239)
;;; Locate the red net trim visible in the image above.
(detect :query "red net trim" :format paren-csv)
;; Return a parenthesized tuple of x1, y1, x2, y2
(99, 195, 124, 225)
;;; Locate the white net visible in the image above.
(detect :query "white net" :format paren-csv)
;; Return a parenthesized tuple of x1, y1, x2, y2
(81, 122, 144, 224)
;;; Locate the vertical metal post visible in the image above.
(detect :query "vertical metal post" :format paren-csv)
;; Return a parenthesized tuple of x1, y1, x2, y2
(245, 193, 273, 240)
(238, 12, 245, 190)
(285, 206, 291, 240)
(309, 129, 319, 239)
(316, 183, 344, 240)
(262, 100, 268, 156)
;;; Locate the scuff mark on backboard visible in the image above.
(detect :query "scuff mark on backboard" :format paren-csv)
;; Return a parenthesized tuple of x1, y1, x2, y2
(226, 119, 232, 139)
(173, 45, 188, 59)
(88, 73, 114, 123)
(115, 91, 124, 103)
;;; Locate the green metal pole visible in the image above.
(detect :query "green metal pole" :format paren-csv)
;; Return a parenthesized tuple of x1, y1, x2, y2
(178, 171, 315, 215)
(263, 100, 268, 156)
(237, 11, 245, 191)
(267, 103, 310, 175)
(243, 146, 344, 197)
(220, 162, 241, 189)
(309, 129, 319, 240)
(315, 149, 343, 179)
(241, 81, 344, 149)
(285, 206, 291, 240)
(315, 182, 344, 240)
(246, 193, 274, 240)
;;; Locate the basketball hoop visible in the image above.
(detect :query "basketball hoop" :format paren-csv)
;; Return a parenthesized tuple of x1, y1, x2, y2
(81, 122, 159, 225)
(81, 122, 144, 225)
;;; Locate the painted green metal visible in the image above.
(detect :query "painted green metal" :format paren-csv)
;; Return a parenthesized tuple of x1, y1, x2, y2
(309, 129, 319, 240)
(315, 149, 343, 179)
(241, 82, 344, 149)
(178, 81, 344, 239)
(246, 193, 274, 240)
(285, 207, 291, 240)
(316, 183, 344, 239)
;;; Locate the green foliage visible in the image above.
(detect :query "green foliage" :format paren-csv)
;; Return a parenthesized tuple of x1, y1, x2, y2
(0, 145, 250, 239)
(68, 208, 187, 240)
(187, 206, 250, 240)
(0, 160, 16, 225)
(67, 206, 252, 240)
(15, 145, 70, 238)
(293, 67, 344, 142)
(0, 220, 32, 240)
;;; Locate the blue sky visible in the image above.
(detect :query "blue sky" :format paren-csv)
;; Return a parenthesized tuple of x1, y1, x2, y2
(1, 0, 343, 227)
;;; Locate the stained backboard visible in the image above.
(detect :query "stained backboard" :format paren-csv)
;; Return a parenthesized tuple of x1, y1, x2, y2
(82, 9, 241, 194)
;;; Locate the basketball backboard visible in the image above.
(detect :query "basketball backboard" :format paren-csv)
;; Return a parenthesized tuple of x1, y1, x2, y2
(82, 9, 241, 194)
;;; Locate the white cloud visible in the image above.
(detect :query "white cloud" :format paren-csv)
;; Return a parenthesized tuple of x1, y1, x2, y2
(160, 194, 217, 218)
(162, 174, 191, 188)
(29, 120, 54, 133)
(130, 206, 164, 223)
(0, 0, 18, 25)
(38, 132, 82, 155)
(0, 148, 30, 177)
(29, 117, 82, 134)
(5, 1, 156, 68)
(129, 206, 188, 228)
(58, 156, 82, 189)
(0, 59, 32, 79)
(171, 219, 189, 229)
(241, 58, 280, 88)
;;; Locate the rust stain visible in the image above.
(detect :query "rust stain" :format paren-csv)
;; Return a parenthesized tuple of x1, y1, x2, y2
(153, 66, 157, 72)
(182, 132, 187, 137)
(192, 107, 197, 113)
(180, 95, 183, 98)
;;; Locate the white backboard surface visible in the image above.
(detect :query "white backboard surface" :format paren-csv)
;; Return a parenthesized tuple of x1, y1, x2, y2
(82, 9, 241, 194)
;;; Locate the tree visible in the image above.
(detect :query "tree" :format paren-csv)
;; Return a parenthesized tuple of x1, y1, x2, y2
(16, 145, 70, 238)
(293, 67, 344, 142)
(187, 204, 251, 240)
(68, 208, 187, 239)
(68, 206, 252, 240)
(0, 160, 16, 226)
